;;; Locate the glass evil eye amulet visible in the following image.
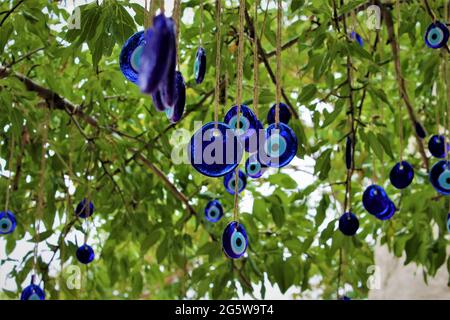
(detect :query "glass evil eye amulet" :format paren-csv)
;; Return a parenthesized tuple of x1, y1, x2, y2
(389, 161, 414, 189)
(223, 169, 247, 195)
(260, 123, 298, 168)
(164, 71, 186, 123)
(267, 102, 291, 125)
(245, 154, 267, 179)
(429, 160, 450, 195)
(76, 244, 95, 264)
(428, 135, 449, 158)
(21, 277, 45, 300)
(424, 21, 449, 49)
(0, 210, 17, 235)
(224, 105, 260, 139)
(222, 221, 248, 259)
(75, 199, 94, 219)
(362, 184, 396, 220)
(194, 47, 206, 84)
(338, 212, 359, 236)
(204, 199, 224, 223)
(447, 213, 450, 233)
(189, 122, 244, 177)
(350, 31, 363, 47)
(119, 31, 145, 83)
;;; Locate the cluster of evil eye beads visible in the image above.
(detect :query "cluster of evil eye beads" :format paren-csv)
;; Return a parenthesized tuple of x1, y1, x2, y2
(197, 103, 298, 258)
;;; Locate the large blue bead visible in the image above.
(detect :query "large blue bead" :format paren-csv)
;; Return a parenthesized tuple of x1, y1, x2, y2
(338, 212, 359, 236)
(222, 221, 248, 259)
(20, 284, 45, 300)
(362, 185, 390, 216)
(165, 71, 185, 123)
(0, 210, 16, 235)
(204, 199, 224, 223)
(224, 169, 247, 194)
(389, 161, 414, 189)
(260, 123, 297, 168)
(76, 244, 95, 264)
(194, 46, 206, 84)
(75, 199, 94, 219)
(267, 102, 291, 125)
(425, 21, 449, 49)
(189, 122, 244, 177)
(375, 200, 396, 221)
(428, 135, 448, 158)
(224, 105, 260, 143)
(350, 31, 363, 47)
(429, 160, 450, 195)
(119, 31, 146, 83)
(245, 154, 267, 178)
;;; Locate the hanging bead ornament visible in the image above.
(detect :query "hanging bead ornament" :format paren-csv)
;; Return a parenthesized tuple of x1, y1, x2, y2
(428, 135, 449, 158)
(350, 31, 363, 47)
(204, 199, 224, 223)
(267, 102, 291, 125)
(194, 0, 206, 84)
(447, 213, 450, 232)
(222, 221, 248, 259)
(76, 244, 95, 264)
(245, 153, 267, 178)
(414, 121, 427, 139)
(362, 185, 396, 220)
(424, 21, 449, 49)
(75, 198, 94, 219)
(119, 30, 146, 84)
(0, 211, 16, 235)
(224, 104, 261, 151)
(164, 71, 186, 123)
(429, 160, 450, 195)
(21, 276, 45, 300)
(389, 161, 414, 189)
(338, 212, 359, 236)
(224, 169, 247, 195)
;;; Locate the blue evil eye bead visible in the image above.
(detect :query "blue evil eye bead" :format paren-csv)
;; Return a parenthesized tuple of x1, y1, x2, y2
(152, 89, 166, 112)
(425, 21, 449, 49)
(160, 19, 177, 107)
(375, 200, 396, 221)
(224, 105, 259, 140)
(21, 283, 45, 300)
(222, 221, 248, 259)
(119, 31, 146, 83)
(447, 213, 450, 232)
(260, 123, 297, 168)
(245, 119, 263, 153)
(75, 198, 94, 219)
(345, 136, 352, 170)
(0, 210, 16, 235)
(414, 121, 426, 139)
(389, 161, 414, 189)
(165, 71, 185, 123)
(189, 122, 244, 177)
(139, 14, 176, 94)
(429, 160, 450, 195)
(76, 244, 95, 264)
(428, 135, 448, 158)
(362, 185, 390, 216)
(350, 31, 363, 46)
(267, 102, 291, 125)
(224, 169, 247, 194)
(194, 46, 206, 84)
(204, 200, 224, 223)
(245, 154, 267, 178)
(338, 212, 359, 236)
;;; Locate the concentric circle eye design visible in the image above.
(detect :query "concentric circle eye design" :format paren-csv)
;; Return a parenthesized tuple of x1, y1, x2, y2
(228, 115, 251, 135)
(76, 244, 95, 264)
(222, 221, 248, 259)
(245, 154, 267, 178)
(362, 184, 390, 216)
(205, 200, 224, 223)
(119, 31, 146, 83)
(20, 284, 45, 300)
(267, 102, 291, 125)
(75, 199, 94, 219)
(0, 210, 16, 235)
(428, 135, 448, 158)
(224, 105, 259, 139)
(430, 160, 450, 195)
(389, 161, 414, 189)
(194, 47, 206, 84)
(189, 122, 244, 177)
(224, 169, 247, 195)
(338, 212, 359, 236)
(425, 21, 449, 49)
(260, 123, 297, 168)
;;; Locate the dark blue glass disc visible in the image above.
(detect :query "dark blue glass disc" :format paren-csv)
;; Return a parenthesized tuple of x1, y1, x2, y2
(165, 71, 185, 123)
(447, 213, 450, 232)
(338, 212, 359, 236)
(0, 210, 16, 235)
(350, 31, 363, 46)
(245, 154, 267, 178)
(152, 89, 167, 112)
(425, 21, 449, 49)
(189, 122, 244, 177)
(75, 198, 94, 219)
(223, 169, 247, 195)
(119, 31, 146, 84)
(21, 284, 45, 300)
(267, 102, 291, 125)
(362, 185, 390, 216)
(204, 199, 224, 223)
(222, 221, 248, 259)
(224, 105, 260, 141)
(414, 121, 426, 139)
(428, 135, 448, 158)
(429, 160, 450, 195)
(375, 200, 396, 221)
(194, 46, 206, 84)
(259, 123, 297, 168)
(389, 161, 414, 189)
(76, 244, 95, 264)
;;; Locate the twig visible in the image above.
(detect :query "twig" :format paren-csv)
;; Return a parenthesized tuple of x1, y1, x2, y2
(0, 0, 24, 27)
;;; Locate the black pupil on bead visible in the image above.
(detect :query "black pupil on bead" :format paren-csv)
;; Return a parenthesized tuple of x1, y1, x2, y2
(236, 237, 242, 246)
(250, 164, 256, 170)
(1, 223, 7, 229)
(231, 180, 236, 187)
(446, 177, 450, 184)
(432, 33, 437, 39)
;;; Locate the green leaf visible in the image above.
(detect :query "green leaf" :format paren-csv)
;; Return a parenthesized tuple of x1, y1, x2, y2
(314, 149, 332, 180)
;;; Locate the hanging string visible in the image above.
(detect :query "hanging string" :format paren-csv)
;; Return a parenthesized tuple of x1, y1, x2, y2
(144, 0, 149, 29)
(259, 0, 270, 41)
(159, 0, 164, 15)
(233, 0, 246, 223)
(173, 0, 181, 69)
(395, 0, 404, 164)
(213, 0, 222, 129)
(252, 0, 259, 119)
(275, 0, 282, 127)
(199, 0, 204, 47)
(4, 135, 15, 213)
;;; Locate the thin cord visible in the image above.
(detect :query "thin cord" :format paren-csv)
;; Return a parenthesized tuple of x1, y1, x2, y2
(275, 0, 282, 127)
(159, 0, 164, 14)
(4, 135, 15, 213)
(213, 0, 222, 130)
(174, 0, 181, 69)
(396, 0, 404, 164)
(252, 0, 259, 118)
(199, 0, 204, 46)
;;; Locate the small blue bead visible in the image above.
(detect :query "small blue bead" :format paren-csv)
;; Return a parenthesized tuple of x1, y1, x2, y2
(267, 103, 291, 125)
(224, 169, 247, 194)
(75, 199, 94, 219)
(76, 244, 95, 264)
(428, 135, 448, 158)
(222, 221, 248, 259)
(425, 21, 449, 49)
(447, 213, 450, 233)
(194, 47, 206, 84)
(338, 212, 359, 236)
(260, 123, 297, 168)
(21, 284, 45, 300)
(0, 210, 16, 235)
(389, 161, 414, 189)
(119, 31, 146, 84)
(165, 71, 185, 123)
(350, 31, 363, 47)
(362, 185, 390, 216)
(375, 200, 396, 220)
(245, 154, 267, 178)
(205, 200, 224, 223)
(414, 122, 426, 139)
(429, 160, 450, 195)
